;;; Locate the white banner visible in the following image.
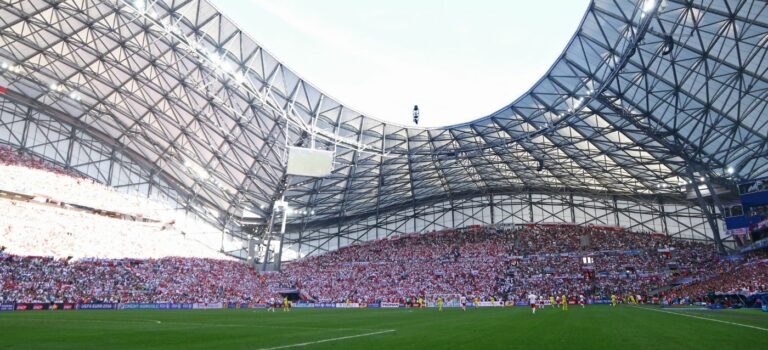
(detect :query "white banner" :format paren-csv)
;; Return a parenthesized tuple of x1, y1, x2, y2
(192, 302, 224, 309)
(334, 303, 360, 308)
(725, 227, 749, 236)
(475, 301, 504, 307)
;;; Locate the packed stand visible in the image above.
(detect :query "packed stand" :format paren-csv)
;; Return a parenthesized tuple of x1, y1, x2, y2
(0, 254, 280, 304)
(675, 254, 768, 297)
(281, 224, 721, 304)
(0, 145, 172, 220)
(0, 146, 81, 178)
(0, 223, 734, 305)
(0, 198, 224, 259)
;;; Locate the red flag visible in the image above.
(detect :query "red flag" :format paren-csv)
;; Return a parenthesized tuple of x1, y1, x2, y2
(0, 86, 7, 94)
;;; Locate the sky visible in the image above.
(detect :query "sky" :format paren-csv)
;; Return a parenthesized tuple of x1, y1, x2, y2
(210, 0, 591, 127)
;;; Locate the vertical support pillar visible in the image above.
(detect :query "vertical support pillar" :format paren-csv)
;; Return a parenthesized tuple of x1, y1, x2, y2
(262, 209, 277, 272)
(20, 106, 31, 149)
(659, 197, 669, 236)
(336, 221, 341, 251)
(220, 227, 226, 252)
(451, 200, 456, 228)
(297, 226, 303, 260)
(65, 126, 76, 170)
(276, 220, 286, 271)
(489, 194, 496, 224)
(687, 172, 726, 255)
(528, 192, 534, 223)
(106, 149, 116, 186)
(569, 193, 576, 223)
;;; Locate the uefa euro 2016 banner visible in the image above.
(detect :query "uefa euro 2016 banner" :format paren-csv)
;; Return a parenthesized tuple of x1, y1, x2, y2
(77, 303, 117, 310)
(427, 300, 505, 308)
(120, 303, 194, 310)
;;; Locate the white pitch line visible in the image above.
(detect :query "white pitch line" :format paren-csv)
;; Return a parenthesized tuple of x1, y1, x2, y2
(256, 329, 396, 350)
(629, 306, 768, 332)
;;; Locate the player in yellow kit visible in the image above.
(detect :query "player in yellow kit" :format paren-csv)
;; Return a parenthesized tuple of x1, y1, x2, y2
(437, 297, 443, 311)
(611, 294, 618, 307)
(474, 296, 480, 308)
(561, 294, 568, 311)
(283, 297, 290, 312)
(550, 296, 556, 308)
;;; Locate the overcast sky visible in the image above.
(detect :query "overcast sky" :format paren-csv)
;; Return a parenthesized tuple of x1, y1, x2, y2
(211, 0, 591, 127)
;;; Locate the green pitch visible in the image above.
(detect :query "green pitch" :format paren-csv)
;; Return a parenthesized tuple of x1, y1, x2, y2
(1, 306, 766, 349)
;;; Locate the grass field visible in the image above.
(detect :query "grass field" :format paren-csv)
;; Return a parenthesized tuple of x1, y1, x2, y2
(1, 305, 767, 349)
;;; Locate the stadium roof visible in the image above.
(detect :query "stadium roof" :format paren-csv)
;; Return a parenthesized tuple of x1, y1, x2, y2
(1, 0, 767, 232)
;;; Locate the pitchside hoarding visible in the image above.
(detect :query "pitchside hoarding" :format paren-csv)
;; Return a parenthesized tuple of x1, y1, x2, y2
(77, 303, 117, 310)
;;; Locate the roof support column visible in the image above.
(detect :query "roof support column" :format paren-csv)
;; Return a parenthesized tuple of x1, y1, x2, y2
(528, 192, 534, 223)
(107, 149, 116, 186)
(569, 193, 576, 223)
(659, 197, 669, 237)
(451, 200, 456, 228)
(687, 169, 726, 255)
(65, 125, 76, 170)
(490, 194, 496, 224)
(20, 106, 31, 150)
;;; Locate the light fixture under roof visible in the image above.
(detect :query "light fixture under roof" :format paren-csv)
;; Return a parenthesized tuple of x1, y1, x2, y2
(134, 0, 146, 12)
(642, 0, 656, 13)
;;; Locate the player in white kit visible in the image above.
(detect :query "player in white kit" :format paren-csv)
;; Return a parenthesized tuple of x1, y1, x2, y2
(528, 293, 538, 314)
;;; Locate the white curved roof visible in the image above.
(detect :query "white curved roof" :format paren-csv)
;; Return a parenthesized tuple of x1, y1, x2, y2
(0, 0, 766, 229)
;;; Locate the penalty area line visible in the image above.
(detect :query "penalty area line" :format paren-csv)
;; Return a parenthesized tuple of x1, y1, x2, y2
(256, 329, 396, 350)
(629, 305, 768, 332)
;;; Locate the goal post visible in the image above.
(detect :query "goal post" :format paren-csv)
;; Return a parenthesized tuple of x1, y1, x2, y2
(425, 293, 463, 308)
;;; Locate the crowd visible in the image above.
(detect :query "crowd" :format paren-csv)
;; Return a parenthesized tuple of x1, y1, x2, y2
(0, 198, 224, 259)
(1, 223, 764, 305)
(675, 256, 768, 297)
(0, 255, 281, 304)
(0, 145, 173, 220)
(0, 146, 229, 259)
(281, 225, 724, 303)
(0, 146, 82, 178)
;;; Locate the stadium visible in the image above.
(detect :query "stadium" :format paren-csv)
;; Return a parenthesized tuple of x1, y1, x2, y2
(0, 0, 767, 348)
